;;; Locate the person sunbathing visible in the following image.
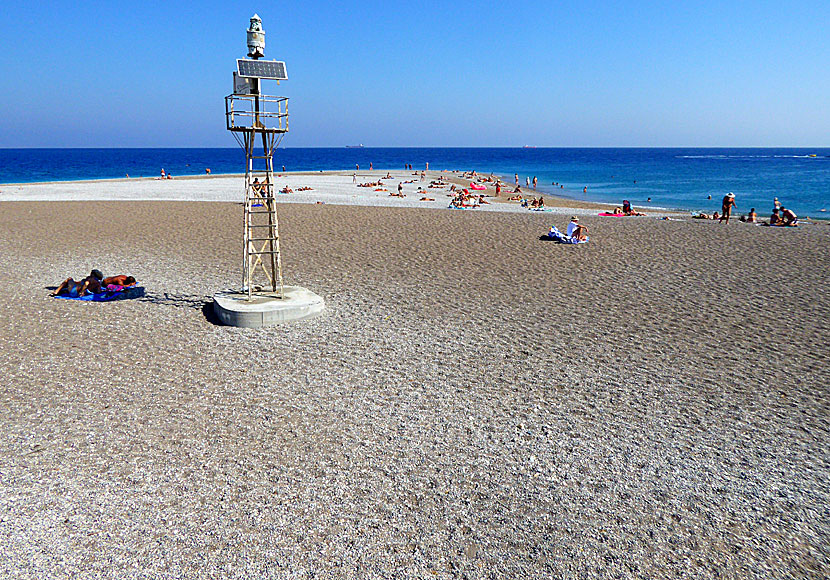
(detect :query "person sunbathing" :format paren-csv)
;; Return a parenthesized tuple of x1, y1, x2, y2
(280, 186, 293, 194)
(508, 195, 523, 201)
(420, 196, 435, 201)
(52, 269, 104, 297)
(781, 207, 798, 226)
(622, 200, 646, 216)
(768, 208, 783, 225)
(101, 275, 136, 288)
(478, 195, 489, 204)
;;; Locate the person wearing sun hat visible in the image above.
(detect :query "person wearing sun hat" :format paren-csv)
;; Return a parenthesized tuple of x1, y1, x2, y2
(720, 192, 737, 224)
(566, 216, 589, 241)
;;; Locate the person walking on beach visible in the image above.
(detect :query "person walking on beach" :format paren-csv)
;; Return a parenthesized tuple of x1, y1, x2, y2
(774, 197, 781, 211)
(532, 176, 537, 189)
(526, 176, 530, 188)
(369, 162, 373, 171)
(496, 182, 502, 197)
(352, 173, 356, 183)
(515, 173, 519, 186)
(720, 193, 737, 224)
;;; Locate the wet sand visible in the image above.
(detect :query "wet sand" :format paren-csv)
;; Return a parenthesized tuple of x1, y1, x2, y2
(0, 199, 827, 578)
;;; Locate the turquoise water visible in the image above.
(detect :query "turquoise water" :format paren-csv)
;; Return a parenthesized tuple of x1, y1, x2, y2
(1, 148, 828, 217)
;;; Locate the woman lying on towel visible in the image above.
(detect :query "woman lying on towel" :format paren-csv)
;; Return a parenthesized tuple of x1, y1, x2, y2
(51, 269, 104, 297)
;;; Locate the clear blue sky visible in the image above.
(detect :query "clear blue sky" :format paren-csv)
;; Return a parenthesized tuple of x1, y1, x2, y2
(0, 1, 827, 147)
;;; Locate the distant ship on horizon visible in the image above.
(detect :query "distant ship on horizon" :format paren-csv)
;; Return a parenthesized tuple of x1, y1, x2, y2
(345, 144, 364, 148)
(523, 145, 537, 148)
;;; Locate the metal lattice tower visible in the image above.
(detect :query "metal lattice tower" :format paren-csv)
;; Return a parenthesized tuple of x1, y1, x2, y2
(224, 14, 289, 300)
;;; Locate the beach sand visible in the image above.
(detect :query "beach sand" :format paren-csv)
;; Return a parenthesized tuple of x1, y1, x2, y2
(0, 187, 828, 577)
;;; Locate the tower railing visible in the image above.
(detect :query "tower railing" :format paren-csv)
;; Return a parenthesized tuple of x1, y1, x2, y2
(225, 94, 289, 133)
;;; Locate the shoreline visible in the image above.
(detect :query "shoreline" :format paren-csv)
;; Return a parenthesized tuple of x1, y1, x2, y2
(3, 171, 827, 222)
(0, 171, 676, 216)
(2, 146, 828, 218)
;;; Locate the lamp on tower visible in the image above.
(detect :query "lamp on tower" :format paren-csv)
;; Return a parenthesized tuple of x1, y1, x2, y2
(247, 14, 265, 59)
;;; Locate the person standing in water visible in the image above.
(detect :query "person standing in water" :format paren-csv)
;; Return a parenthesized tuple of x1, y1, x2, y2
(721, 193, 737, 224)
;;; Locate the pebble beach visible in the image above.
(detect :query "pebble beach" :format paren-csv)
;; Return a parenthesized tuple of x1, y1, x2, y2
(0, 173, 828, 578)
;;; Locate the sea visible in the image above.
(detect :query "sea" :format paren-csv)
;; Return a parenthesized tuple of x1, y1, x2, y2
(1, 148, 828, 217)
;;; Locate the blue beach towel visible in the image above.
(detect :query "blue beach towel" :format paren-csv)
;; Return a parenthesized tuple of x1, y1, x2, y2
(53, 286, 145, 302)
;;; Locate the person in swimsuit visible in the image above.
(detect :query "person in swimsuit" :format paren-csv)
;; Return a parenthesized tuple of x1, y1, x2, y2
(720, 193, 736, 224)
(780, 207, 798, 226)
(52, 269, 104, 297)
(101, 275, 136, 288)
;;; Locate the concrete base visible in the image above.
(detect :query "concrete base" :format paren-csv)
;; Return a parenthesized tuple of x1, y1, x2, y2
(212, 286, 325, 328)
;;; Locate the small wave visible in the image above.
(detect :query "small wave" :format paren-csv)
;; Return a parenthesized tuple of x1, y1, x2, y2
(676, 154, 824, 160)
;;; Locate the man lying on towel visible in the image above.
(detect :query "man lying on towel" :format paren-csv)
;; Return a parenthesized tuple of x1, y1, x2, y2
(101, 274, 136, 290)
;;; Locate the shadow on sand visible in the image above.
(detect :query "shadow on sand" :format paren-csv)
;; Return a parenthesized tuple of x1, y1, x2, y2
(136, 291, 223, 326)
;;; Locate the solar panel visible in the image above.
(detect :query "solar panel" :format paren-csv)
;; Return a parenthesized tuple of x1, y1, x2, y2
(237, 59, 288, 80)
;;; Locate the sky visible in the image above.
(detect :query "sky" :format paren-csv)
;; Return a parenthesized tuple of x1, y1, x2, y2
(0, 1, 828, 147)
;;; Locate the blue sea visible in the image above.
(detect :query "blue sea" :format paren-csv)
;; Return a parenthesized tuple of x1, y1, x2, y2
(1, 148, 828, 217)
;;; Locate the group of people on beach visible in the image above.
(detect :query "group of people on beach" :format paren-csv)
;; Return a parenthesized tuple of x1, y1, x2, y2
(51, 269, 135, 298)
(522, 196, 545, 208)
(692, 192, 798, 227)
(695, 194, 799, 226)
